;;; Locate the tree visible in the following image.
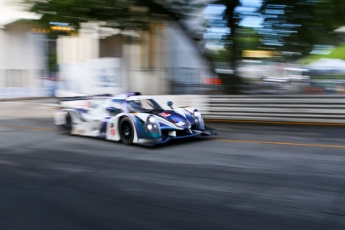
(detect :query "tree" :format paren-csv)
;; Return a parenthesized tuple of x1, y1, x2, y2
(259, 0, 345, 59)
(217, 0, 240, 68)
(208, 0, 247, 94)
(27, 0, 205, 33)
(316, 0, 345, 30)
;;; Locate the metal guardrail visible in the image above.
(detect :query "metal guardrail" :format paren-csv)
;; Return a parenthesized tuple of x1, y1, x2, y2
(40, 94, 345, 125)
(204, 95, 345, 124)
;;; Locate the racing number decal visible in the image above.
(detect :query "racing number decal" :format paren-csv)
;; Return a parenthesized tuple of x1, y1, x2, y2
(110, 123, 116, 136)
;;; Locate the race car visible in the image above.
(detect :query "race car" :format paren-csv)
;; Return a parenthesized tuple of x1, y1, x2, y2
(54, 92, 217, 146)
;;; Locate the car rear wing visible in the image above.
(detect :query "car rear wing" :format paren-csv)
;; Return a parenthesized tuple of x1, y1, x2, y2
(55, 90, 113, 109)
(59, 94, 113, 102)
(55, 91, 141, 109)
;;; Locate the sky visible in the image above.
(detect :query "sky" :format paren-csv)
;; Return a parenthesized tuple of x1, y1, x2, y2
(203, 0, 263, 49)
(204, 0, 263, 28)
(238, 0, 263, 28)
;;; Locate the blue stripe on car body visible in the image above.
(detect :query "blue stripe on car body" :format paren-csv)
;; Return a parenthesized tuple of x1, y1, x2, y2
(98, 117, 111, 139)
(75, 108, 88, 113)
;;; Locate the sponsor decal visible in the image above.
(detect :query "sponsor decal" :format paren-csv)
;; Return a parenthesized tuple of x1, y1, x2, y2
(175, 121, 185, 126)
(160, 112, 171, 118)
(110, 123, 116, 136)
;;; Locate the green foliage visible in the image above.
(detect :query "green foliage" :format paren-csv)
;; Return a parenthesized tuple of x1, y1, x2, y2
(310, 75, 345, 81)
(28, 0, 139, 29)
(300, 43, 345, 65)
(234, 27, 261, 56)
(27, 0, 200, 30)
(316, 0, 345, 29)
(215, 0, 241, 64)
(206, 49, 231, 63)
(259, 0, 345, 59)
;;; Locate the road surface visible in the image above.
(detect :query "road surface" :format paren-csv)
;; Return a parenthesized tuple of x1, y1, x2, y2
(0, 101, 345, 230)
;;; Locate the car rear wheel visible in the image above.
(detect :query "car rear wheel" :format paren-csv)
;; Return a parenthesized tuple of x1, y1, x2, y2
(65, 113, 73, 134)
(57, 112, 73, 134)
(119, 117, 134, 144)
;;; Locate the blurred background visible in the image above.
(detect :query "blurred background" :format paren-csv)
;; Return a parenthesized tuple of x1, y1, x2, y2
(0, 0, 345, 98)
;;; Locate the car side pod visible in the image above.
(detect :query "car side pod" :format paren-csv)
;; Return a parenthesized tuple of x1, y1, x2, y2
(201, 126, 217, 136)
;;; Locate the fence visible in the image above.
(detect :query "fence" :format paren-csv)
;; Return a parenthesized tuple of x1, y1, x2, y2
(204, 95, 345, 124)
(54, 93, 345, 125)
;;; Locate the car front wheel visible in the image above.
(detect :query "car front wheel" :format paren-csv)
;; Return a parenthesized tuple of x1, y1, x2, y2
(119, 117, 134, 144)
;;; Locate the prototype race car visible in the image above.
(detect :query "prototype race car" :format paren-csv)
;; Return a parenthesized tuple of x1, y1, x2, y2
(54, 92, 216, 146)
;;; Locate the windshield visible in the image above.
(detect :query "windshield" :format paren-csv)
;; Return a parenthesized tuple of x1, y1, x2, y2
(127, 99, 164, 113)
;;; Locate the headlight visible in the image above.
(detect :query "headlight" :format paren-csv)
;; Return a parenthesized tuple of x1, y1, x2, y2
(193, 110, 201, 123)
(145, 115, 161, 136)
(193, 111, 201, 117)
(192, 109, 204, 130)
(149, 117, 156, 123)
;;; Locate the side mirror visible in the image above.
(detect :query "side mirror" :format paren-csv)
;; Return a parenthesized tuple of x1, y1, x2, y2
(167, 101, 173, 109)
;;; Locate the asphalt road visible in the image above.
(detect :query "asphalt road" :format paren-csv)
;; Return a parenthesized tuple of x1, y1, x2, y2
(1, 102, 345, 230)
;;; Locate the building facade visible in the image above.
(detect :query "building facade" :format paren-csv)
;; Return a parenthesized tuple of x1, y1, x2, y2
(0, 3, 47, 98)
(56, 20, 218, 96)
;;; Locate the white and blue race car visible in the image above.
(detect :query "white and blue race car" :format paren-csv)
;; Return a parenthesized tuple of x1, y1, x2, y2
(54, 92, 216, 146)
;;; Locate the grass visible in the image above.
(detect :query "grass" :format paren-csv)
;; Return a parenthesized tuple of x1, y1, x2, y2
(300, 43, 345, 65)
(310, 75, 345, 81)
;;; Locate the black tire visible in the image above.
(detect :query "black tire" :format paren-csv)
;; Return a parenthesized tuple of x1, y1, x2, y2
(57, 112, 73, 134)
(119, 117, 134, 144)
